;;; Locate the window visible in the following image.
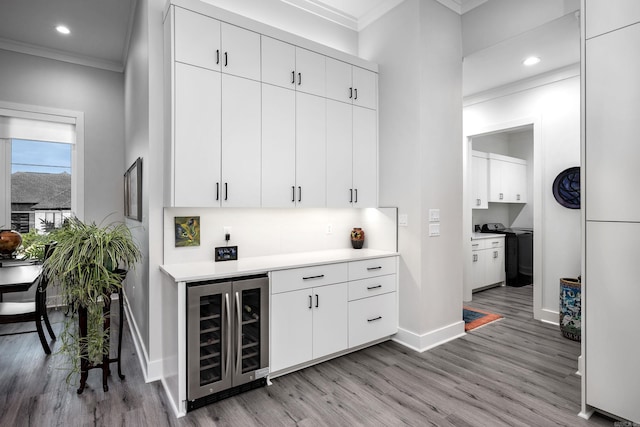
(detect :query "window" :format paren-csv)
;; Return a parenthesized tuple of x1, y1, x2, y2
(10, 139, 73, 233)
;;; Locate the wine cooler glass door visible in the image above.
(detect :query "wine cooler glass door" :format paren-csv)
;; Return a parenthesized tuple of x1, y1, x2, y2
(233, 276, 269, 385)
(187, 281, 232, 400)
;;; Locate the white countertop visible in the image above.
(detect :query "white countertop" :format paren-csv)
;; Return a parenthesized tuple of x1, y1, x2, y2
(472, 232, 505, 240)
(160, 248, 399, 282)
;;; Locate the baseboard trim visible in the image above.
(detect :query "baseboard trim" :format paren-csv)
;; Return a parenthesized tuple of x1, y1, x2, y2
(122, 293, 158, 383)
(578, 409, 594, 420)
(539, 308, 559, 325)
(161, 377, 186, 418)
(392, 321, 465, 353)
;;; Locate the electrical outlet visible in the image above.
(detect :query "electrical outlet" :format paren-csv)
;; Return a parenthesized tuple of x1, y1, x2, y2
(326, 224, 333, 234)
(429, 223, 440, 237)
(429, 209, 440, 222)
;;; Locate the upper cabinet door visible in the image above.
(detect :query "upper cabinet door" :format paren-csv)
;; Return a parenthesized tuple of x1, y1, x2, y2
(220, 23, 261, 81)
(296, 92, 326, 207)
(326, 100, 353, 208)
(585, 0, 640, 39)
(174, 7, 221, 71)
(352, 67, 377, 110)
(325, 57, 352, 104)
(295, 47, 325, 97)
(174, 63, 221, 207)
(352, 107, 377, 208)
(471, 154, 488, 209)
(261, 36, 296, 89)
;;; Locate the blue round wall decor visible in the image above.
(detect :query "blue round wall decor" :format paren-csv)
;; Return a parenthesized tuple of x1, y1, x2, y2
(552, 166, 580, 209)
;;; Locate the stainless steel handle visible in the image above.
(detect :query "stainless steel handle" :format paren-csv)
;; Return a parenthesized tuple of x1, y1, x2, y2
(235, 291, 241, 374)
(315, 294, 319, 308)
(367, 284, 382, 290)
(303, 274, 324, 280)
(367, 316, 382, 322)
(367, 266, 382, 271)
(225, 293, 231, 375)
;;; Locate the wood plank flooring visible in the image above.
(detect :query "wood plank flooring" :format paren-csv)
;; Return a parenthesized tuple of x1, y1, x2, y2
(0, 286, 615, 426)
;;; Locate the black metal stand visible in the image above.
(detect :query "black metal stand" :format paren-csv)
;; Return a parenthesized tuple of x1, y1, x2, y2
(76, 280, 126, 394)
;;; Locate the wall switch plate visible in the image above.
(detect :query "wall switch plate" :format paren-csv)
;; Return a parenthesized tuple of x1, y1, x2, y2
(398, 214, 408, 227)
(215, 246, 238, 262)
(429, 224, 440, 237)
(429, 209, 440, 222)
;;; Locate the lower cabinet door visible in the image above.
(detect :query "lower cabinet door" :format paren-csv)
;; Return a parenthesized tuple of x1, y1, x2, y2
(312, 282, 348, 359)
(270, 289, 312, 372)
(348, 292, 397, 348)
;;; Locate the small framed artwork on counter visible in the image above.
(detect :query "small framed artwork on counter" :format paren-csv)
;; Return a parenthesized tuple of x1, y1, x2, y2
(124, 157, 142, 221)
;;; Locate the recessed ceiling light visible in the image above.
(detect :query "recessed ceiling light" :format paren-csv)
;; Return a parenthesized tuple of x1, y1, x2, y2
(56, 25, 71, 35)
(523, 56, 541, 66)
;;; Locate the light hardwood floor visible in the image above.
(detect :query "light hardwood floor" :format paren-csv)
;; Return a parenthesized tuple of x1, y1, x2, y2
(0, 285, 615, 426)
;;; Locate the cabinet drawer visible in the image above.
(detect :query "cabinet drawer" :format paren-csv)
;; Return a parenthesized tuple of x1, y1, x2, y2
(348, 257, 397, 281)
(471, 240, 485, 251)
(348, 274, 396, 301)
(271, 263, 348, 294)
(485, 238, 503, 249)
(349, 292, 396, 348)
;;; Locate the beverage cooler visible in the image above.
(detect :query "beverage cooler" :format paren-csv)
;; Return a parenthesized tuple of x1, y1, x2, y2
(186, 274, 269, 411)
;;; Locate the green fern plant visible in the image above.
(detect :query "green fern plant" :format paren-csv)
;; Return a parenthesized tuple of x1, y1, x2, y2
(42, 217, 141, 383)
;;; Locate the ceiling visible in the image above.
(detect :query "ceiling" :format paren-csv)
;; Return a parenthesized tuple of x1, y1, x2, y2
(0, 0, 578, 97)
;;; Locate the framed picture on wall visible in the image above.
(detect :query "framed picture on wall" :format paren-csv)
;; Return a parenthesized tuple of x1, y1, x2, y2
(124, 157, 142, 221)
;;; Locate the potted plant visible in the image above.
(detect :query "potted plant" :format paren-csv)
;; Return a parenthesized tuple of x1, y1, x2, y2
(42, 217, 141, 385)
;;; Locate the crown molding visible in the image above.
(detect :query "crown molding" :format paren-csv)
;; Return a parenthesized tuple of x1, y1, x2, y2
(0, 38, 123, 73)
(436, 0, 487, 15)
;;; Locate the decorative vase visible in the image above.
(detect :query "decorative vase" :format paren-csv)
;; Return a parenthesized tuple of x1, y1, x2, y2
(350, 227, 365, 249)
(0, 229, 22, 258)
(559, 277, 581, 341)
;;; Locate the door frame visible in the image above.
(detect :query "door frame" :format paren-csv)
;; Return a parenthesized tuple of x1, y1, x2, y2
(462, 116, 545, 322)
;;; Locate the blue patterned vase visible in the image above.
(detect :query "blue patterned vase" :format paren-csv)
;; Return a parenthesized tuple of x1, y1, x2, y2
(559, 277, 581, 341)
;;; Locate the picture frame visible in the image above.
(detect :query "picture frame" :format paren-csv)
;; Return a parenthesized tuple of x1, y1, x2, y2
(124, 157, 142, 221)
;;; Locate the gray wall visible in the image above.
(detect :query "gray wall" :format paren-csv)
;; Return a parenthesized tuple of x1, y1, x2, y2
(0, 49, 125, 224)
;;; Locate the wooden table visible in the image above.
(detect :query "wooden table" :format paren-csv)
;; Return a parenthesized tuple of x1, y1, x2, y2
(0, 265, 42, 300)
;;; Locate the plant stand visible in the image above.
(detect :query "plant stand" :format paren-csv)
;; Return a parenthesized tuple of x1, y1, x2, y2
(76, 284, 126, 394)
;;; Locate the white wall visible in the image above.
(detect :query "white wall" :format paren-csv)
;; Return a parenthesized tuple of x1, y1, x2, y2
(462, 0, 579, 56)
(360, 0, 464, 351)
(464, 74, 581, 320)
(0, 49, 124, 224)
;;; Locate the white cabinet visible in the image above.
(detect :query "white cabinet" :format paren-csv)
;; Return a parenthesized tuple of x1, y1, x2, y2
(261, 36, 325, 97)
(471, 237, 505, 292)
(174, 7, 260, 80)
(173, 62, 221, 207)
(585, 0, 640, 39)
(586, 23, 640, 222)
(585, 222, 640, 423)
(471, 151, 488, 209)
(270, 264, 348, 372)
(270, 256, 397, 374)
(220, 74, 261, 207)
(488, 153, 527, 203)
(326, 58, 377, 110)
(326, 101, 377, 208)
(296, 92, 327, 207)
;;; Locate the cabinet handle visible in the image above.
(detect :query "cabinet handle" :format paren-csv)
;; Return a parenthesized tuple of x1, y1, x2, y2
(298, 186, 302, 202)
(315, 294, 319, 308)
(476, 198, 481, 206)
(473, 254, 478, 262)
(291, 71, 295, 84)
(367, 316, 382, 322)
(367, 284, 382, 290)
(216, 49, 220, 65)
(354, 188, 358, 203)
(292, 186, 296, 203)
(350, 188, 353, 203)
(499, 193, 504, 200)
(349, 87, 353, 99)
(224, 51, 228, 67)
(493, 251, 498, 258)
(225, 293, 231, 374)
(216, 182, 220, 201)
(308, 295, 312, 309)
(224, 183, 228, 201)
(354, 88, 358, 100)
(298, 72, 302, 85)
(367, 266, 382, 271)
(303, 274, 324, 280)
(235, 291, 241, 373)
(517, 194, 521, 201)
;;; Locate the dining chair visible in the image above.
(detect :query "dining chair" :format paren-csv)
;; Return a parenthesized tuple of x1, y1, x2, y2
(0, 243, 57, 354)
